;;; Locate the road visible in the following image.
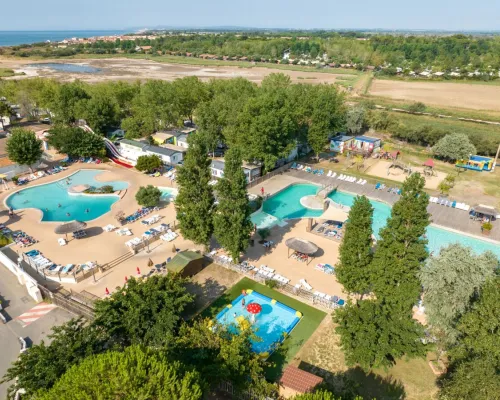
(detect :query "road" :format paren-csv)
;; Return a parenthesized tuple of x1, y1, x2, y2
(0, 267, 74, 398)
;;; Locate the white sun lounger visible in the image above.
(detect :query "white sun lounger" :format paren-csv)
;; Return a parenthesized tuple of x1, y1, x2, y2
(103, 224, 116, 232)
(331, 172, 337, 178)
(299, 279, 312, 291)
(327, 170, 332, 177)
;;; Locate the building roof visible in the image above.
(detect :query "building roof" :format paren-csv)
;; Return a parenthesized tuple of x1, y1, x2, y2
(355, 135, 380, 143)
(242, 162, 261, 171)
(167, 251, 203, 273)
(280, 366, 323, 393)
(120, 139, 147, 149)
(423, 159, 435, 168)
(149, 145, 183, 157)
(153, 132, 174, 141)
(332, 134, 354, 142)
(162, 143, 187, 153)
(211, 160, 225, 171)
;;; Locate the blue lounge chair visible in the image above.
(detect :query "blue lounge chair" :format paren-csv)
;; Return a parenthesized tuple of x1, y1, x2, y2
(452, 201, 457, 208)
(291, 162, 297, 169)
(375, 183, 381, 190)
(337, 299, 345, 306)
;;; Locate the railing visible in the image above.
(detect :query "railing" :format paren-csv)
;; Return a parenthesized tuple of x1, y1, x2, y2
(246, 162, 293, 189)
(37, 285, 95, 320)
(210, 255, 341, 311)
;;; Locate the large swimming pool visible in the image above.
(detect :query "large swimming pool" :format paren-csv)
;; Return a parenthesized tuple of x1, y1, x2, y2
(252, 183, 500, 258)
(6, 170, 128, 222)
(215, 290, 301, 355)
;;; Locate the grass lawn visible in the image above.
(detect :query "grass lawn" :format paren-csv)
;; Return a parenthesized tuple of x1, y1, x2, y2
(0, 68, 16, 77)
(201, 277, 327, 381)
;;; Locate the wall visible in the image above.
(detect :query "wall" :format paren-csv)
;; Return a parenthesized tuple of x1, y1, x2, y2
(0, 246, 42, 302)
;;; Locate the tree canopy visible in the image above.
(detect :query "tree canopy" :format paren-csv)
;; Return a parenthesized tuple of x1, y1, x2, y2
(419, 244, 497, 345)
(175, 134, 215, 249)
(135, 154, 162, 173)
(135, 185, 162, 207)
(36, 346, 203, 400)
(432, 133, 477, 162)
(6, 128, 43, 168)
(47, 126, 105, 158)
(335, 195, 373, 296)
(213, 147, 253, 262)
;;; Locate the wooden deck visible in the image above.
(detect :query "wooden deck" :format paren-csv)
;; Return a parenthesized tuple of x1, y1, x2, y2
(288, 169, 500, 243)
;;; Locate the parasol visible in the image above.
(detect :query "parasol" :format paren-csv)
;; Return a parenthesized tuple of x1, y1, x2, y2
(246, 302, 262, 322)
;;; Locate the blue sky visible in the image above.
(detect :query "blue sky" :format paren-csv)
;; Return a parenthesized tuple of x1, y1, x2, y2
(3, 0, 499, 31)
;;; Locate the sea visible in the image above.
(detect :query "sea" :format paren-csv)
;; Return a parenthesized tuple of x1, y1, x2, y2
(0, 31, 128, 47)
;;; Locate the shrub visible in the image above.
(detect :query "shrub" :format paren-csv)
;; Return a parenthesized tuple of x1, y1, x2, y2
(135, 185, 162, 208)
(135, 155, 162, 173)
(100, 185, 114, 194)
(482, 222, 493, 231)
(408, 102, 426, 113)
(265, 279, 278, 289)
(257, 228, 270, 240)
(438, 181, 451, 195)
(444, 174, 456, 186)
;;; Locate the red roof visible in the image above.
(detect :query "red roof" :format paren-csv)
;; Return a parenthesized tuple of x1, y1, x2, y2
(280, 366, 323, 393)
(423, 159, 435, 167)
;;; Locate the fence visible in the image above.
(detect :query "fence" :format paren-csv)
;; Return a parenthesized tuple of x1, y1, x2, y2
(38, 285, 95, 320)
(247, 162, 293, 189)
(210, 255, 340, 311)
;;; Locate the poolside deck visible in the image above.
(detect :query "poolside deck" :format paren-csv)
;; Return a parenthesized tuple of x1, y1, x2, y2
(259, 169, 500, 243)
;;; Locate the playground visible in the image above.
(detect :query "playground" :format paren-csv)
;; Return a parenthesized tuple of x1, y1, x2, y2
(366, 159, 446, 189)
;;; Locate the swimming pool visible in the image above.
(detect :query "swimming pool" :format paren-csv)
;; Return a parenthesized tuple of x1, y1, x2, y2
(251, 183, 500, 258)
(158, 187, 178, 202)
(215, 290, 301, 355)
(6, 170, 128, 222)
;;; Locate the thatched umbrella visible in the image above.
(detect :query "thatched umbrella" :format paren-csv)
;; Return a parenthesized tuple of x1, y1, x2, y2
(54, 220, 87, 239)
(285, 237, 319, 255)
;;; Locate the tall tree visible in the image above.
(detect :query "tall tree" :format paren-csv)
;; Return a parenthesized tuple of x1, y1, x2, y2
(75, 92, 120, 134)
(92, 275, 194, 348)
(432, 133, 477, 162)
(335, 195, 374, 296)
(172, 76, 208, 123)
(439, 278, 500, 400)
(419, 244, 497, 345)
(36, 346, 203, 400)
(1, 319, 107, 398)
(213, 148, 253, 262)
(47, 126, 105, 158)
(370, 173, 430, 308)
(6, 128, 43, 170)
(175, 134, 215, 249)
(51, 81, 89, 125)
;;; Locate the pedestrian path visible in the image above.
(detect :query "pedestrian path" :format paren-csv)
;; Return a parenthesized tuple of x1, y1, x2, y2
(16, 302, 57, 327)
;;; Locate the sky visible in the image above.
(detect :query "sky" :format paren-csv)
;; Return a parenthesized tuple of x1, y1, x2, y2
(2, 0, 499, 31)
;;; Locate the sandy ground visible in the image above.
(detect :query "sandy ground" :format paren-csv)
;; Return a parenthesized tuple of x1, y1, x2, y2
(369, 79, 500, 111)
(0, 57, 355, 85)
(366, 159, 446, 190)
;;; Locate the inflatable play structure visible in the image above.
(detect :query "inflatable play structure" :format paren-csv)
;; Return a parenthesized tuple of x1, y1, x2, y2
(456, 155, 494, 172)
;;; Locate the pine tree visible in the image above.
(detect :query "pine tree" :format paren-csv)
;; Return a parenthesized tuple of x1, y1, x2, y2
(370, 173, 430, 308)
(335, 195, 374, 296)
(213, 148, 253, 262)
(175, 134, 215, 250)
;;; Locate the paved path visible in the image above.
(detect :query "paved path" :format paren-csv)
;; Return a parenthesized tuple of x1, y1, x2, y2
(287, 169, 500, 242)
(0, 268, 73, 398)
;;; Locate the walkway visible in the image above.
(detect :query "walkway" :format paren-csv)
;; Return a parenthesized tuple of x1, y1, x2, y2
(286, 169, 500, 242)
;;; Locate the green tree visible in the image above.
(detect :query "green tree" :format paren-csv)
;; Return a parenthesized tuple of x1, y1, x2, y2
(175, 134, 215, 249)
(335, 195, 374, 296)
(36, 346, 203, 400)
(213, 148, 253, 262)
(51, 82, 89, 125)
(75, 92, 120, 134)
(432, 133, 477, 162)
(135, 154, 162, 173)
(47, 126, 105, 158)
(439, 278, 500, 400)
(370, 173, 430, 307)
(292, 390, 357, 400)
(92, 275, 194, 348)
(345, 106, 366, 134)
(419, 244, 497, 345)
(170, 320, 275, 396)
(172, 76, 208, 123)
(135, 185, 162, 207)
(6, 128, 43, 170)
(1, 319, 107, 398)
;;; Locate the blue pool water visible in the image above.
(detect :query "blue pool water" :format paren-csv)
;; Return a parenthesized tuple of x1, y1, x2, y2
(158, 187, 178, 201)
(6, 170, 128, 222)
(215, 291, 301, 354)
(252, 183, 500, 258)
(29, 63, 102, 73)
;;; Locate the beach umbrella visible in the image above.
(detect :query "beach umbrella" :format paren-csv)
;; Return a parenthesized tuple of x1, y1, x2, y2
(246, 302, 262, 323)
(54, 220, 87, 239)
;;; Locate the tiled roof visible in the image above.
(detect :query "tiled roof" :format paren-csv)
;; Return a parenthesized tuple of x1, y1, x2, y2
(279, 366, 323, 393)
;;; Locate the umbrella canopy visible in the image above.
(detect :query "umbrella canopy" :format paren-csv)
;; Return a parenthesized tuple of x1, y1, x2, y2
(472, 205, 499, 218)
(54, 220, 87, 235)
(285, 237, 319, 255)
(246, 303, 262, 315)
(423, 159, 435, 168)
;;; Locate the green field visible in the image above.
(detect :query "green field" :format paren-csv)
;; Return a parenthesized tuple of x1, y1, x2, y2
(202, 277, 327, 381)
(0, 68, 16, 77)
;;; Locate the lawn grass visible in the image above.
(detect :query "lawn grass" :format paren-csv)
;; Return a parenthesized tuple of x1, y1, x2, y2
(0, 68, 16, 77)
(201, 277, 326, 381)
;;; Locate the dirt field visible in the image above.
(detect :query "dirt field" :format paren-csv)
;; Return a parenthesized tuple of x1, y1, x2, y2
(369, 79, 500, 111)
(366, 160, 447, 190)
(0, 57, 356, 85)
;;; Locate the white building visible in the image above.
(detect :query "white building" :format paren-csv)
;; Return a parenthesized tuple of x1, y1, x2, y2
(210, 159, 261, 183)
(118, 139, 186, 165)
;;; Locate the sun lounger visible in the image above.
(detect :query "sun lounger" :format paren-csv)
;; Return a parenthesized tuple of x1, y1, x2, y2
(338, 174, 345, 180)
(299, 279, 312, 291)
(297, 164, 303, 170)
(62, 264, 74, 274)
(103, 224, 116, 232)
(327, 170, 332, 177)
(58, 238, 66, 246)
(291, 162, 297, 169)
(331, 172, 337, 178)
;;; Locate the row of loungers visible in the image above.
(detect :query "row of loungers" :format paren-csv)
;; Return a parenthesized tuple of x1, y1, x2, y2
(429, 197, 470, 210)
(24, 249, 96, 275)
(297, 279, 345, 306)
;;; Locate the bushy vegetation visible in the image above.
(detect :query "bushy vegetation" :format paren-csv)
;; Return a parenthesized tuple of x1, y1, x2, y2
(135, 185, 162, 208)
(135, 154, 162, 173)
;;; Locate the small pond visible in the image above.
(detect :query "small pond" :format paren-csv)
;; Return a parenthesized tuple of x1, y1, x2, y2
(30, 63, 102, 73)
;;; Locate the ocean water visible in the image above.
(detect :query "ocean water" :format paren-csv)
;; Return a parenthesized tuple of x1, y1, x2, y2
(0, 30, 127, 47)
(251, 183, 500, 258)
(6, 170, 128, 222)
